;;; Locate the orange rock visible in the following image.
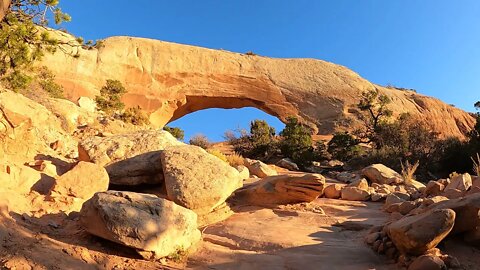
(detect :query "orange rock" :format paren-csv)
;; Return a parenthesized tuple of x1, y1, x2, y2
(41, 34, 475, 139)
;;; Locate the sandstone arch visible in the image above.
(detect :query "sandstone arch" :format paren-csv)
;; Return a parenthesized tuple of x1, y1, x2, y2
(41, 34, 475, 139)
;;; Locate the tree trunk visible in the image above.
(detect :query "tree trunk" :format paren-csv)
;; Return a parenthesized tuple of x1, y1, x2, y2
(0, 0, 11, 22)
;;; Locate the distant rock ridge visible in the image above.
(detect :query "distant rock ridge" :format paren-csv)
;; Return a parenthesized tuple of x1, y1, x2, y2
(41, 34, 475, 139)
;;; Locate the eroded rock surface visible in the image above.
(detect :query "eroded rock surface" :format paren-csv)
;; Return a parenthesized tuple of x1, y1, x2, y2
(161, 145, 243, 216)
(41, 35, 475, 138)
(79, 191, 201, 259)
(234, 173, 325, 206)
(78, 130, 182, 185)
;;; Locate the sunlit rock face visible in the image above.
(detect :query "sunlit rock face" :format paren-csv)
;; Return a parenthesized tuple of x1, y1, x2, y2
(41, 34, 475, 138)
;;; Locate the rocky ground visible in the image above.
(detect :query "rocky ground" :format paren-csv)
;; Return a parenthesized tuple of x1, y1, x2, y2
(1, 88, 480, 270)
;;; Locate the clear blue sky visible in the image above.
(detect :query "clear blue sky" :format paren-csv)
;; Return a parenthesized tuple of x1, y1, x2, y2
(58, 1, 480, 141)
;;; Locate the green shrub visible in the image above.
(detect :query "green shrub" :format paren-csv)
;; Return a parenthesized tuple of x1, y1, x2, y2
(95, 79, 126, 114)
(279, 117, 315, 167)
(189, 134, 211, 149)
(36, 67, 64, 98)
(225, 120, 279, 161)
(163, 126, 185, 141)
(327, 132, 361, 161)
(0, 0, 71, 91)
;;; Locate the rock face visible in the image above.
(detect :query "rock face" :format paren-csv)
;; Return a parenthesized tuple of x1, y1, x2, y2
(362, 164, 403, 185)
(78, 130, 182, 185)
(0, 91, 76, 162)
(244, 159, 278, 178)
(80, 191, 201, 259)
(234, 173, 325, 206)
(50, 162, 109, 200)
(41, 35, 475, 138)
(387, 209, 455, 255)
(160, 145, 243, 215)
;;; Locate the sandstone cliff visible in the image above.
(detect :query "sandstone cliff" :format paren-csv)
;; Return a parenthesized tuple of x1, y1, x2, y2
(41, 35, 475, 138)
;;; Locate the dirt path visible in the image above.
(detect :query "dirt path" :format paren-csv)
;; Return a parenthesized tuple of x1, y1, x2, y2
(188, 198, 395, 270)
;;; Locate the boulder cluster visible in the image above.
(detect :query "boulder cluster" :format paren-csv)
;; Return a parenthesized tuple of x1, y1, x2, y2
(66, 130, 326, 259)
(356, 165, 480, 269)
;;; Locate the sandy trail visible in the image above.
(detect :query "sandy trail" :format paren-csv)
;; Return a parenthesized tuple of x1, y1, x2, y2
(188, 198, 394, 270)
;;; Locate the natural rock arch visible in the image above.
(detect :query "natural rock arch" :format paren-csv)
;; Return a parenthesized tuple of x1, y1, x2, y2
(41, 34, 475, 138)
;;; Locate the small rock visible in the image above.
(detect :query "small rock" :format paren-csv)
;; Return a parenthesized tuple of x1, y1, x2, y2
(408, 254, 447, 270)
(341, 187, 370, 201)
(323, 184, 342, 199)
(244, 158, 278, 178)
(275, 158, 299, 171)
(445, 173, 472, 192)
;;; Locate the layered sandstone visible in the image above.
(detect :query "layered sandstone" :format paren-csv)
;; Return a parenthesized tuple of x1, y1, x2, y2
(41, 34, 475, 138)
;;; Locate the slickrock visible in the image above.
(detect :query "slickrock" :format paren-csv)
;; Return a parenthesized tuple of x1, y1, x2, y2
(41, 34, 475, 138)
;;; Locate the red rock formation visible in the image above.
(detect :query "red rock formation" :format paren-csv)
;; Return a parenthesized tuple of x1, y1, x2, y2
(41, 35, 475, 139)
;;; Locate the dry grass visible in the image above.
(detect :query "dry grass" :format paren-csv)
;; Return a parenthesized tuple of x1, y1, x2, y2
(226, 152, 245, 167)
(207, 149, 228, 163)
(400, 160, 420, 185)
(472, 153, 480, 176)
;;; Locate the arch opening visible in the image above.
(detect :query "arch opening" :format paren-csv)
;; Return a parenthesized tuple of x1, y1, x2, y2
(166, 106, 285, 142)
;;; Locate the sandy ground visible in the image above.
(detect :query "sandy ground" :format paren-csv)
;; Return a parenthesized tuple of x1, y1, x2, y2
(2, 176, 479, 270)
(188, 198, 392, 270)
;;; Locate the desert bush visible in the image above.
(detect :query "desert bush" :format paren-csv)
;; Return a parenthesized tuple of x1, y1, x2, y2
(207, 149, 228, 163)
(226, 152, 245, 167)
(279, 117, 312, 155)
(225, 120, 279, 160)
(36, 67, 64, 98)
(117, 106, 148, 126)
(327, 132, 361, 161)
(95, 79, 126, 114)
(163, 126, 185, 141)
(189, 134, 211, 149)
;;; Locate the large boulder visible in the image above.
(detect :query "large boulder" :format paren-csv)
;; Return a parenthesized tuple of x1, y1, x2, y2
(244, 158, 277, 178)
(387, 209, 455, 255)
(161, 145, 243, 216)
(50, 161, 109, 200)
(362, 164, 403, 185)
(80, 191, 201, 259)
(78, 130, 182, 185)
(428, 193, 480, 234)
(234, 173, 325, 206)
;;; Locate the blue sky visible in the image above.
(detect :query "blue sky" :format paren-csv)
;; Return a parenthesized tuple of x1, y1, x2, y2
(58, 1, 480, 141)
